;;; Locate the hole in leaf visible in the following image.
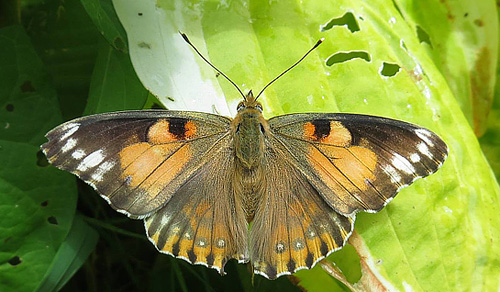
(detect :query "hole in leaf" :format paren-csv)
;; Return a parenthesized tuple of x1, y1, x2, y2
(138, 42, 152, 49)
(20, 80, 35, 93)
(400, 40, 408, 51)
(8, 256, 21, 266)
(321, 12, 360, 33)
(114, 37, 126, 51)
(48, 216, 58, 225)
(151, 103, 164, 109)
(138, 12, 143, 16)
(36, 150, 49, 167)
(41, 200, 49, 207)
(416, 25, 433, 47)
(326, 51, 371, 66)
(391, 0, 405, 20)
(380, 62, 401, 77)
(5, 104, 14, 112)
(464, 12, 469, 17)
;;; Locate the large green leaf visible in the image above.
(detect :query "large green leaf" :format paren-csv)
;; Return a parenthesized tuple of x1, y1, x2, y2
(0, 25, 78, 292)
(112, 1, 500, 291)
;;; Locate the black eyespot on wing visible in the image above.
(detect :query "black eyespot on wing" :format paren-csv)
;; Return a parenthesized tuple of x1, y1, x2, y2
(311, 119, 331, 140)
(167, 118, 188, 139)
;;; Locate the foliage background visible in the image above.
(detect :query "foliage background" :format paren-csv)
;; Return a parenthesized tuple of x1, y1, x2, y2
(0, 0, 499, 291)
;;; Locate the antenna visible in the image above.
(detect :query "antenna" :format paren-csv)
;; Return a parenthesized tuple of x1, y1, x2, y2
(179, 32, 246, 100)
(255, 38, 324, 100)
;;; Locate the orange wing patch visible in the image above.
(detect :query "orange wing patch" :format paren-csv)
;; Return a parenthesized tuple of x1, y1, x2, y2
(116, 118, 201, 205)
(118, 142, 190, 199)
(305, 141, 379, 214)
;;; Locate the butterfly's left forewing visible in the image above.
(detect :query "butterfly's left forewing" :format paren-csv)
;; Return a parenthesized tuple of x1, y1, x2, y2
(268, 113, 448, 216)
(42, 110, 231, 218)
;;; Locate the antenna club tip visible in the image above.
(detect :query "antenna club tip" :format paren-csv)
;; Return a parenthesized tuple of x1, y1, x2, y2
(315, 38, 325, 46)
(179, 31, 189, 42)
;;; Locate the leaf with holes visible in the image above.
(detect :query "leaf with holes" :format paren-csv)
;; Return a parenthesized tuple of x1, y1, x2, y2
(392, 0, 498, 136)
(0, 26, 79, 292)
(111, 1, 500, 292)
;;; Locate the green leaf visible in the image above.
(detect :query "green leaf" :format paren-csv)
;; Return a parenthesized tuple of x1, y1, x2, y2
(23, 0, 100, 120)
(83, 38, 148, 115)
(0, 25, 78, 292)
(479, 2, 500, 183)
(36, 215, 99, 292)
(80, 0, 128, 52)
(113, 1, 500, 291)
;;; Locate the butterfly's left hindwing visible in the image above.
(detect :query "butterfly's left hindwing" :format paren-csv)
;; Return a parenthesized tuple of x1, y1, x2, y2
(268, 113, 448, 216)
(42, 110, 231, 218)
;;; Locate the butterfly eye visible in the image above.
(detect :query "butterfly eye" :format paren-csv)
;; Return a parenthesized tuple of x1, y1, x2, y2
(237, 102, 245, 111)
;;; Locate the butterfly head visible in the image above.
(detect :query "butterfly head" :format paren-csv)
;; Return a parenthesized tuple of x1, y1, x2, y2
(237, 90, 263, 113)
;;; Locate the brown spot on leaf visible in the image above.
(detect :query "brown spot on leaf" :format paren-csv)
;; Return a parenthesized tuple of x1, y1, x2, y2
(20, 81, 35, 93)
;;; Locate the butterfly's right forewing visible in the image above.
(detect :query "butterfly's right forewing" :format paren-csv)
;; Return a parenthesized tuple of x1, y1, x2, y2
(268, 113, 448, 216)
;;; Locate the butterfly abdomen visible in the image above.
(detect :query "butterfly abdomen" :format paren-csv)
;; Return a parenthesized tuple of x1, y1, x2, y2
(233, 165, 266, 222)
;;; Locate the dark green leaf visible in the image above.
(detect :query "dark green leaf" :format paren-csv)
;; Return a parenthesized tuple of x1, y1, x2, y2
(0, 25, 78, 292)
(36, 215, 99, 292)
(83, 38, 148, 114)
(80, 0, 128, 52)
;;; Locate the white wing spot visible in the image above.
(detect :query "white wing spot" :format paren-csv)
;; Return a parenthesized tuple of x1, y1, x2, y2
(383, 164, 401, 183)
(91, 161, 115, 182)
(60, 123, 80, 140)
(72, 149, 85, 160)
(415, 128, 435, 147)
(77, 150, 104, 171)
(61, 138, 77, 153)
(216, 238, 226, 248)
(417, 142, 433, 159)
(410, 153, 421, 163)
(276, 243, 285, 253)
(392, 153, 416, 174)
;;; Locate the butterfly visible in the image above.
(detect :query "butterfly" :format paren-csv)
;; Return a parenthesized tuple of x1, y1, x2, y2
(41, 34, 448, 280)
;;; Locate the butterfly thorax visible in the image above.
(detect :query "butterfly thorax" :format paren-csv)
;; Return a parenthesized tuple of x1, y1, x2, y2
(231, 91, 269, 170)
